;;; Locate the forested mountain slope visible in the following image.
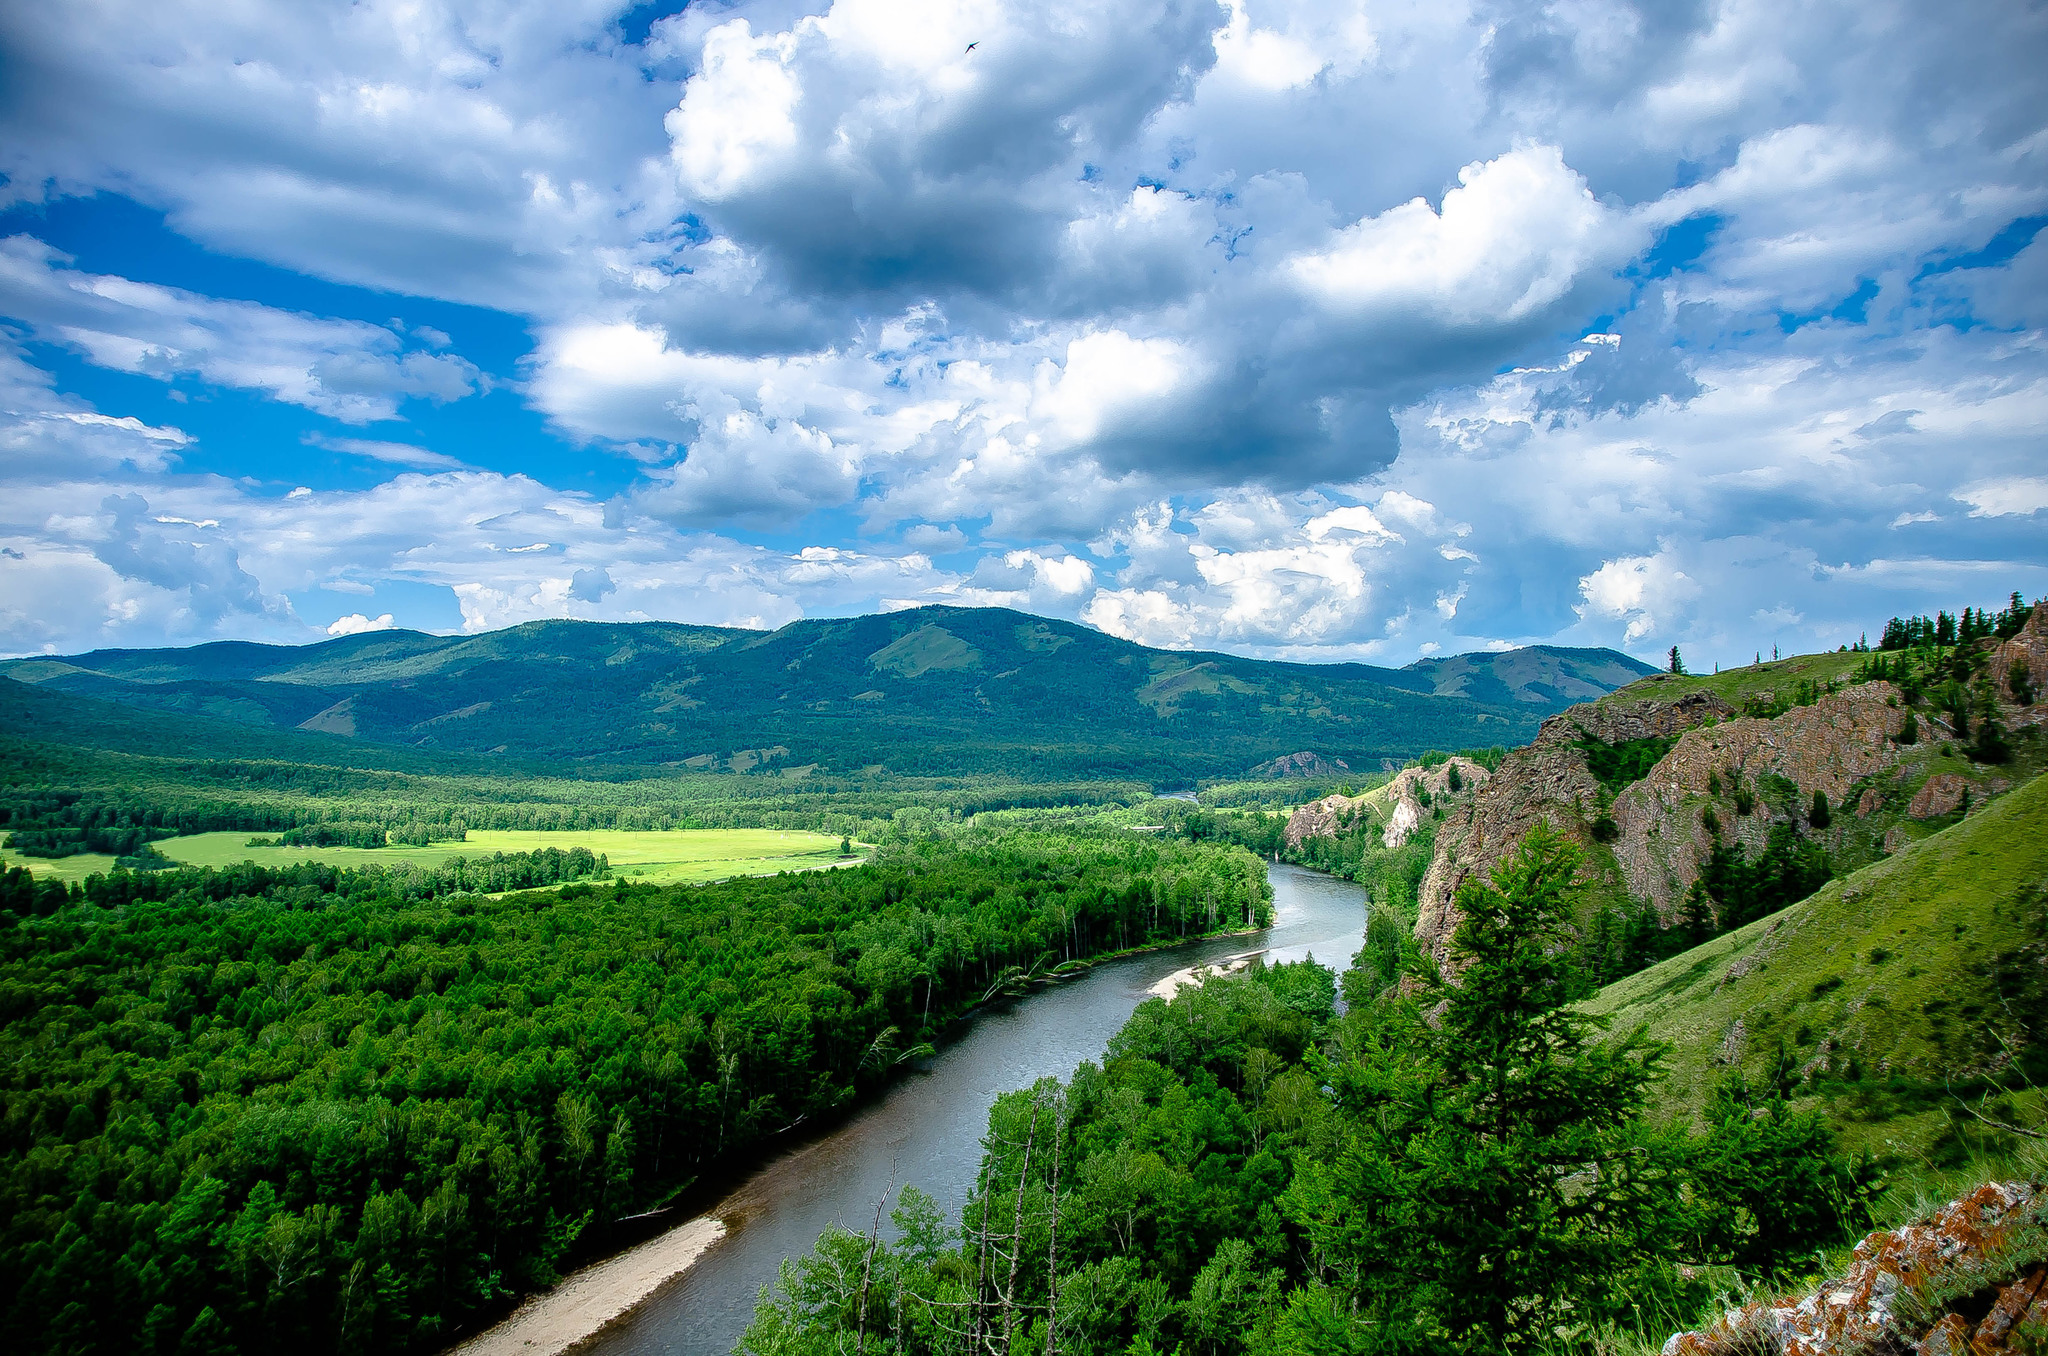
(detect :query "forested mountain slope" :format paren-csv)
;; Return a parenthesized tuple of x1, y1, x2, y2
(1, 607, 1649, 780)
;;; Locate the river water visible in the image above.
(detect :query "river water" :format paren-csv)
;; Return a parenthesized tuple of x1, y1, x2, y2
(586, 863, 1366, 1356)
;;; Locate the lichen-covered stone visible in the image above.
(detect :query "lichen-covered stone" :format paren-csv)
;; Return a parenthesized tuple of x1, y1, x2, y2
(1659, 1181, 2041, 1356)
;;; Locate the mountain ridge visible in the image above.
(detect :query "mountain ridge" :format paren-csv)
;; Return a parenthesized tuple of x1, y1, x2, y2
(0, 607, 1653, 781)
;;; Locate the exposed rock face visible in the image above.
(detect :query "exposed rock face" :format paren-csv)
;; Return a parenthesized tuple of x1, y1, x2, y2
(1662, 1181, 2042, 1356)
(1379, 758, 1490, 848)
(1282, 794, 1366, 848)
(1280, 756, 1489, 851)
(1250, 750, 1351, 779)
(1910, 772, 1970, 819)
(1992, 597, 2048, 717)
(1607, 683, 1905, 918)
(1414, 691, 1735, 966)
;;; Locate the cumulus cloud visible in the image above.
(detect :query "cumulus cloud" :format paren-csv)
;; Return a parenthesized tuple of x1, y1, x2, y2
(2, 0, 2046, 663)
(327, 611, 396, 635)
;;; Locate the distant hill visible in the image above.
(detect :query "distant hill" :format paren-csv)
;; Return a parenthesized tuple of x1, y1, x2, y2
(1399, 644, 1655, 707)
(0, 608, 1652, 781)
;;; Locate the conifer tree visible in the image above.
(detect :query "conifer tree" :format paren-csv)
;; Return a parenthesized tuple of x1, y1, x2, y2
(1288, 825, 1682, 1351)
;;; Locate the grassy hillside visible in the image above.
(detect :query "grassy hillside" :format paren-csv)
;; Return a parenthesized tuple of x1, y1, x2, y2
(0, 607, 1647, 780)
(1584, 769, 2048, 1159)
(1596, 648, 1869, 711)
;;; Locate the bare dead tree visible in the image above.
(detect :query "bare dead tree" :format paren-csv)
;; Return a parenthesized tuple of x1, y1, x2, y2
(1000, 1100, 1039, 1356)
(854, 1171, 895, 1356)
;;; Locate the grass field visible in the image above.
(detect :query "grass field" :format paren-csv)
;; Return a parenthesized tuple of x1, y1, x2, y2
(0, 837, 119, 883)
(1583, 768, 2047, 1159)
(5, 828, 863, 888)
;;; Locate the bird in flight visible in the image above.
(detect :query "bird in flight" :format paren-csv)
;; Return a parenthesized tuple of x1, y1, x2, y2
(965, 41, 979, 53)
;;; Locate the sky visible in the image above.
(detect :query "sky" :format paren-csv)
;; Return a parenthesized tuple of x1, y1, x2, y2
(1, 0, 2044, 669)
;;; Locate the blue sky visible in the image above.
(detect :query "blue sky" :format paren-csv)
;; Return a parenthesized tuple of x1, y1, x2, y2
(1, 0, 2044, 667)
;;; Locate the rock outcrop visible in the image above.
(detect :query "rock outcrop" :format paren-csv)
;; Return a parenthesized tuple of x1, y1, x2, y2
(1909, 772, 1970, 820)
(1414, 691, 1735, 965)
(1282, 793, 1367, 848)
(1606, 682, 1906, 918)
(1250, 750, 1352, 779)
(1993, 598, 2048, 718)
(1281, 757, 1489, 851)
(1662, 1180, 2044, 1356)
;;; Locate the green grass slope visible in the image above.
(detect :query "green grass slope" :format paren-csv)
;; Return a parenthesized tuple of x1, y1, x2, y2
(1584, 769, 2048, 1158)
(1596, 648, 1869, 711)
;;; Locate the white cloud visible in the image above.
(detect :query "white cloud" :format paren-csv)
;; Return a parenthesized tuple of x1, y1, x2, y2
(327, 611, 396, 635)
(0, 236, 480, 422)
(1, 0, 2045, 663)
(306, 434, 468, 470)
(1577, 549, 1700, 643)
(1288, 145, 1638, 327)
(1955, 476, 2048, 518)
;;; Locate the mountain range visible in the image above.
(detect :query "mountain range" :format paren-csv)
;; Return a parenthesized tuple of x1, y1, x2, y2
(0, 607, 1654, 781)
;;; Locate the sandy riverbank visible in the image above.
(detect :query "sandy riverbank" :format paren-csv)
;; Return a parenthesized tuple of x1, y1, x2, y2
(1146, 949, 1267, 1000)
(442, 1215, 726, 1356)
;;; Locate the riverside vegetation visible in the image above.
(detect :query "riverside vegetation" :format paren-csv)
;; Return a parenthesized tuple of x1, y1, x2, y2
(0, 833, 1269, 1354)
(0, 595, 2040, 1355)
(742, 592, 2047, 1356)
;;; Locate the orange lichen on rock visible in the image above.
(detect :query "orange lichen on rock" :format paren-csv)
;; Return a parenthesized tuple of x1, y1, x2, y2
(1661, 1181, 2045, 1355)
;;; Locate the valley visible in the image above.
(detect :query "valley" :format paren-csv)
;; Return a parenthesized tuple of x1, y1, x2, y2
(0, 597, 2041, 1356)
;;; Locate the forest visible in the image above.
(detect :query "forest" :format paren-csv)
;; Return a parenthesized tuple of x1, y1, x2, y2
(0, 832, 1269, 1355)
(742, 829, 1877, 1356)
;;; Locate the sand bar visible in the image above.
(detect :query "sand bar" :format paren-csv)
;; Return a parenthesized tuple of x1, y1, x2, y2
(442, 1215, 726, 1356)
(1146, 950, 1266, 1000)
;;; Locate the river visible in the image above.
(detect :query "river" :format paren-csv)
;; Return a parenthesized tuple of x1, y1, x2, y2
(584, 862, 1367, 1356)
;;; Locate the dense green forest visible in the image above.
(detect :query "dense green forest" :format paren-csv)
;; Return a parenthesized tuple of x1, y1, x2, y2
(744, 830, 1876, 1356)
(0, 832, 1270, 1356)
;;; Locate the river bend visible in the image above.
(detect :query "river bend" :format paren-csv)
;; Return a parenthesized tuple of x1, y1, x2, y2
(586, 863, 1367, 1356)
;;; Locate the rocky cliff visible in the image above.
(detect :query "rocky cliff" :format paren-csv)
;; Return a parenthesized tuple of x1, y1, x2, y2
(1607, 682, 1905, 918)
(1993, 597, 2048, 716)
(1413, 652, 2039, 967)
(1414, 688, 1736, 964)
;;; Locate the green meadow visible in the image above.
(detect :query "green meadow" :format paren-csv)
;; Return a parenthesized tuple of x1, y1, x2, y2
(4, 827, 859, 887)
(0, 837, 117, 883)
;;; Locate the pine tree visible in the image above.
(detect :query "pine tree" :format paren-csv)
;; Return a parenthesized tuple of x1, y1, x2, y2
(1289, 825, 1683, 1351)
